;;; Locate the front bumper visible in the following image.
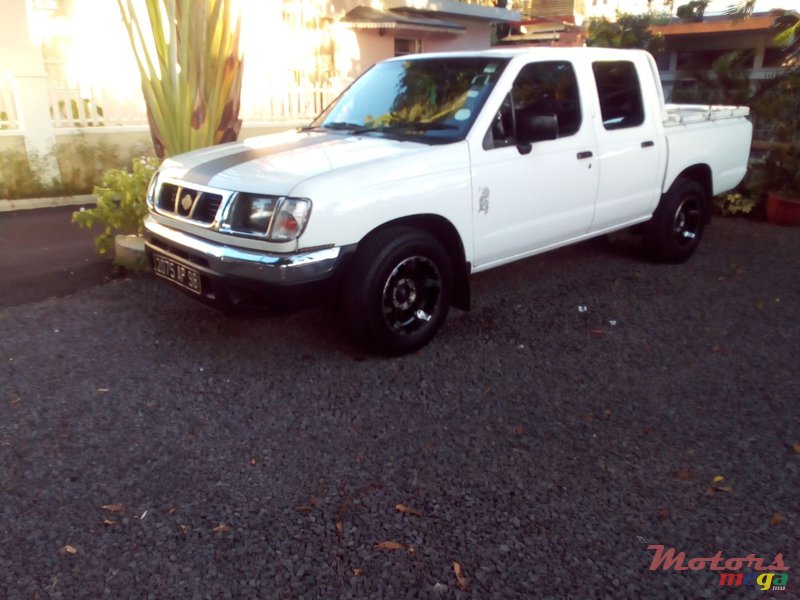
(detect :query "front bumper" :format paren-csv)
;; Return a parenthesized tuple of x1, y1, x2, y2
(144, 216, 352, 308)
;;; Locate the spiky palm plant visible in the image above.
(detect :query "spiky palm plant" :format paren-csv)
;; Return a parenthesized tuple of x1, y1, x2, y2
(117, 0, 244, 158)
(727, 1, 799, 63)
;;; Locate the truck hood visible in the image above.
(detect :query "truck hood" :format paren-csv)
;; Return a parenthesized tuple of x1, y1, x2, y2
(159, 130, 430, 196)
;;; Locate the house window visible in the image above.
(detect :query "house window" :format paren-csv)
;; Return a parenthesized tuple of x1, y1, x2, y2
(395, 38, 422, 57)
(592, 61, 645, 130)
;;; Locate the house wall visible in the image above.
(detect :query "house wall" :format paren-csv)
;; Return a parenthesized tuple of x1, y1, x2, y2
(0, 0, 41, 74)
(519, 0, 586, 21)
(424, 20, 492, 52)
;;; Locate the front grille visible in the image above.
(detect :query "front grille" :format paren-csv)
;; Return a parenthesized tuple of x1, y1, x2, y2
(157, 183, 223, 224)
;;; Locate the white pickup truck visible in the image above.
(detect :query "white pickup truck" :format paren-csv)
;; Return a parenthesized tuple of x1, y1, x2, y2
(144, 47, 752, 354)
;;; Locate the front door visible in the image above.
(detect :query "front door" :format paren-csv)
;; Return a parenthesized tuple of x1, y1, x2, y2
(471, 60, 599, 270)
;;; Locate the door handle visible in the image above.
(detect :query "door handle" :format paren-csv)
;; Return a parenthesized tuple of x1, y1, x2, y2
(577, 151, 593, 159)
(642, 141, 655, 148)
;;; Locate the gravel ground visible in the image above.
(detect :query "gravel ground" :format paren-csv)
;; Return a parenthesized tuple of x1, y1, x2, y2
(1, 218, 798, 599)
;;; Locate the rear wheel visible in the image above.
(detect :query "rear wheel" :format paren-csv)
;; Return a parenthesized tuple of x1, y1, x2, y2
(643, 178, 707, 263)
(342, 227, 452, 355)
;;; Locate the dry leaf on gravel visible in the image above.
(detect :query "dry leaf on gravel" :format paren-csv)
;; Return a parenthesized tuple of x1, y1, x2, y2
(335, 521, 344, 540)
(102, 519, 116, 526)
(769, 513, 783, 526)
(375, 541, 414, 553)
(395, 504, 422, 517)
(101, 503, 126, 513)
(792, 442, 800, 455)
(212, 523, 231, 534)
(452, 562, 468, 590)
(352, 568, 363, 577)
(705, 485, 734, 496)
(61, 545, 78, 555)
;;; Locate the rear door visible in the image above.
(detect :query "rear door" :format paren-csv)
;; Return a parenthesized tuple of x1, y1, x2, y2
(588, 58, 665, 232)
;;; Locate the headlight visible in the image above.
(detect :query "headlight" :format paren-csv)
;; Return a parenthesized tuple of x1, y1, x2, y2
(146, 172, 159, 209)
(224, 194, 311, 241)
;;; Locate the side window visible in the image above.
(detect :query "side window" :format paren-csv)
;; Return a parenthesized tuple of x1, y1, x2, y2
(592, 61, 645, 130)
(485, 61, 581, 149)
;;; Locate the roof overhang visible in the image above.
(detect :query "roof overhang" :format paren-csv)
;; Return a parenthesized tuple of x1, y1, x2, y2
(386, 0, 521, 23)
(650, 14, 776, 37)
(341, 6, 466, 33)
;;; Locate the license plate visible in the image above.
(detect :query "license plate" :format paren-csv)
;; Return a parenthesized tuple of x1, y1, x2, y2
(152, 253, 202, 295)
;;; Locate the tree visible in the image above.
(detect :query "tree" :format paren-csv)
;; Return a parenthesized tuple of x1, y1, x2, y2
(586, 12, 665, 55)
(116, 0, 245, 158)
(676, 0, 709, 23)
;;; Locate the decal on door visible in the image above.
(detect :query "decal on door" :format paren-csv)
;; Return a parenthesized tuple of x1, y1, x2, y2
(478, 187, 490, 215)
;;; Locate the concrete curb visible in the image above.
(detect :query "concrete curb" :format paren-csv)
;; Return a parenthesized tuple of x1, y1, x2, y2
(114, 234, 148, 272)
(0, 195, 96, 213)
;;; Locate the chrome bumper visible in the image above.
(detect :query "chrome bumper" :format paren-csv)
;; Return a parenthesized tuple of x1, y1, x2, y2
(144, 216, 342, 285)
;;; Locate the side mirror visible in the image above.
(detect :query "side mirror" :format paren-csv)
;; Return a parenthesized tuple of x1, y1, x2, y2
(517, 113, 558, 144)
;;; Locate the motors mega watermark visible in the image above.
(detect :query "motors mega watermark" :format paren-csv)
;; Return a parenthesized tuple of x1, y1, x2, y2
(647, 545, 790, 591)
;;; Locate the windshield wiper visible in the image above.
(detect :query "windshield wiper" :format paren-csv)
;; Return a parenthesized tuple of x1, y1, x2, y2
(302, 122, 460, 136)
(323, 122, 364, 131)
(299, 122, 363, 133)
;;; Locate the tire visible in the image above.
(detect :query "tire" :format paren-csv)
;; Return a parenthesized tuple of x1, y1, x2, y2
(342, 227, 452, 355)
(642, 178, 707, 264)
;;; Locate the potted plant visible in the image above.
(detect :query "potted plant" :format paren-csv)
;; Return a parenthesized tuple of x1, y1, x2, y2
(747, 67, 800, 225)
(748, 145, 800, 226)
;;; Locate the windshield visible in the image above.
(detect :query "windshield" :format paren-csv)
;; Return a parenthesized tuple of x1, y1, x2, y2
(309, 57, 509, 143)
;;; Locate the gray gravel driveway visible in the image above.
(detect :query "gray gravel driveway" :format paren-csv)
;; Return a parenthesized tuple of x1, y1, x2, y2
(1, 218, 798, 599)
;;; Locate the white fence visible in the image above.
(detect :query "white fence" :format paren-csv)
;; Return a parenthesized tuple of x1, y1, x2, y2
(44, 81, 341, 129)
(242, 83, 339, 125)
(0, 82, 20, 130)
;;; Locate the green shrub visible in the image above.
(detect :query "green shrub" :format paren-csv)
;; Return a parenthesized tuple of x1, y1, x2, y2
(72, 156, 159, 255)
(713, 191, 760, 216)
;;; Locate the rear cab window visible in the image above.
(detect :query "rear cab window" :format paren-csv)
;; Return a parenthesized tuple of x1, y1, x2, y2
(592, 61, 645, 130)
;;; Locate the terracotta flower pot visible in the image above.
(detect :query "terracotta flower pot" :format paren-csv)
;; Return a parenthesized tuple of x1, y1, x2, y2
(766, 192, 800, 227)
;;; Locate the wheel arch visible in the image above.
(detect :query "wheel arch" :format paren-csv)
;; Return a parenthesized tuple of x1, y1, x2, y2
(356, 214, 471, 311)
(665, 164, 713, 223)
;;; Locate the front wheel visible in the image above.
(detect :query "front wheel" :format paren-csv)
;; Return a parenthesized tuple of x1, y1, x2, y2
(642, 178, 707, 263)
(342, 227, 452, 355)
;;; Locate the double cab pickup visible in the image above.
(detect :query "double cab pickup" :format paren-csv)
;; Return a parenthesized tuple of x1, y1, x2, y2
(144, 47, 752, 354)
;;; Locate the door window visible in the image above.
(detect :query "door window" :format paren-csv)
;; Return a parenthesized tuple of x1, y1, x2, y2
(592, 61, 645, 130)
(486, 61, 581, 149)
